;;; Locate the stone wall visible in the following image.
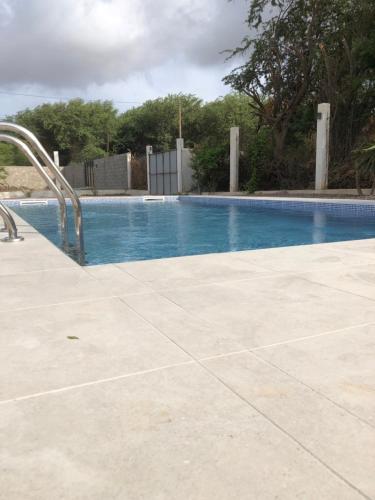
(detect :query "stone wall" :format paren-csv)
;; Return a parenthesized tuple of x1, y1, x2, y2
(0, 166, 50, 191)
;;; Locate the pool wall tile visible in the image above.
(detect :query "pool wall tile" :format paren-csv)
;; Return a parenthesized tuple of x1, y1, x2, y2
(4, 194, 375, 218)
(178, 195, 375, 217)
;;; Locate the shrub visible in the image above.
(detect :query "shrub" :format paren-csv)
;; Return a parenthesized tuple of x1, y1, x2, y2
(353, 143, 375, 194)
(0, 165, 6, 185)
(242, 128, 272, 190)
(245, 166, 258, 193)
(77, 144, 107, 163)
(191, 144, 229, 192)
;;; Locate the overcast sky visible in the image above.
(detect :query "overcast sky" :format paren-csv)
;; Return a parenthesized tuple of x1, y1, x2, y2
(0, 0, 249, 117)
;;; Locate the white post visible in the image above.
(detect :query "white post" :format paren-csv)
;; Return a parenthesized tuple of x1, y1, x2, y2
(53, 151, 61, 190)
(176, 138, 184, 193)
(146, 145, 153, 194)
(126, 152, 132, 190)
(230, 127, 239, 193)
(53, 151, 60, 167)
(315, 103, 330, 190)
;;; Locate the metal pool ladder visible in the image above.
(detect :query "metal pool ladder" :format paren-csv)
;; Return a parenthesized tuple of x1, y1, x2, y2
(0, 123, 85, 263)
(0, 202, 24, 242)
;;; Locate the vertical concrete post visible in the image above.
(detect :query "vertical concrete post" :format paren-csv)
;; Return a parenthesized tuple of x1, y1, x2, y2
(126, 152, 132, 190)
(230, 127, 239, 193)
(176, 138, 184, 193)
(53, 151, 60, 167)
(53, 151, 61, 190)
(146, 145, 153, 194)
(315, 103, 330, 190)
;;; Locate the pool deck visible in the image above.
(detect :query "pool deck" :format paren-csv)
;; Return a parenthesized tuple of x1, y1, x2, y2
(1, 211, 375, 499)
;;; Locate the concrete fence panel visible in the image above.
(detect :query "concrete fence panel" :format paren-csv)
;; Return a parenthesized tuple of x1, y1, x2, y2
(62, 164, 86, 188)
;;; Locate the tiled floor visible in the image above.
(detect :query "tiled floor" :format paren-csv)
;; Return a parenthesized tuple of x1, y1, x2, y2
(0, 214, 374, 499)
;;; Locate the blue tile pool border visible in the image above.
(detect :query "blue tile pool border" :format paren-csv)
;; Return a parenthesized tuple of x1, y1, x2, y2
(3, 196, 179, 207)
(4, 194, 375, 217)
(178, 195, 375, 217)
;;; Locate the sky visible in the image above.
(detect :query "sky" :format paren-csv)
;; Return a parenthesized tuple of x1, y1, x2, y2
(0, 0, 249, 117)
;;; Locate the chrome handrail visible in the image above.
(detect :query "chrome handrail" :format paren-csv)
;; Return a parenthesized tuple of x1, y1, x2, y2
(0, 134, 69, 249)
(0, 122, 84, 260)
(0, 202, 24, 242)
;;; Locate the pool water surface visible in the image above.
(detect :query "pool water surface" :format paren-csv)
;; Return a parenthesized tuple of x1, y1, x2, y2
(10, 198, 375, 265)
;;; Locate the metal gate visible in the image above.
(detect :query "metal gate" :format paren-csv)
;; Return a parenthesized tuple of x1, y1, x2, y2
(149, 150, 178, 195)
(84, 160, 94, 188)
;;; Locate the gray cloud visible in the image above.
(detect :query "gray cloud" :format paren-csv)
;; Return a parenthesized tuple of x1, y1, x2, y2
(0, 0, 249, 88)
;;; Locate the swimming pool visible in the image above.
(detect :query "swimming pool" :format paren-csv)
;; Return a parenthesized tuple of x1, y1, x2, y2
(8, 196, 375, 265)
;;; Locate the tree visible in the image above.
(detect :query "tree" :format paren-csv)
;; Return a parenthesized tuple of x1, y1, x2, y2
(317, 0, 375, 164)
(197, 94, 258, 189)
(200, 93, 256, 147)
(224, 0, 338, 162)
(224, 0, 375, 189)
(114, 94, 203, 154)
(0, 143, 30, 167)
(225, 0, 374, 157)
(12, 99, 118, 164)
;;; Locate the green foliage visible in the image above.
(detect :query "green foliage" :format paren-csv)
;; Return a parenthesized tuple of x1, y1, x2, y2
(0, 164, 6, 184)
(352, 141, 375, 194)
(114, 94, 203, 154)
(114, 93, 256, 153)
(191, 144, 229, 192)
(0, 143, 29, 166)
(79, 144, 107, 162)
(354, 143, 375, 176)
(224, 0, 375, 185)
(0, 144, 14, 166)
(200, 94, 256, 147)
(13, 99, 118, 165)
(4, 93, 258, 191)
(241, 127, 272, 189)
(245, 167, 258, 193)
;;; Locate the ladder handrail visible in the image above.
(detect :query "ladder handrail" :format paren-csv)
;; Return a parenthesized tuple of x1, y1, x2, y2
(0, 122, 84, 260)
(0, 202, 23, 242)
(0, 134, 70, 249)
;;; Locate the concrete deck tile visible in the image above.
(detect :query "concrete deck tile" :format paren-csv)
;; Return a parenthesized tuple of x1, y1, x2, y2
(0, 267, 105, 312)
(83, 264, 152, 295)
(0, 236, 76, 275)
(203, 351, 375, 499)
(232, 242, 375, 273)
(0, 297, 190, 401)
(302, 263, 375, 301)
(1, 209, 375, 499)
(0, 263, 154, 312)
(158, 274, 375, 349)
(0, 364, 365, 500)
(122, 292, 247, 358)
(252, 323, 375, 426)
(321, 238, 375, 256)
(117, 251, 275, 290)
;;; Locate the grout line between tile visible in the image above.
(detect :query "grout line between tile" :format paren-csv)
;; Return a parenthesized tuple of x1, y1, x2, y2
(0, 290, 156, 315)
(120, 296, 372, 500)
(249, 350, 375, 430)
(114, 264, 284, 290)
(200, 361, 372, 500)
(0, 264, 78, 278)
(296, 272, 375, 304)
(0, 360, 195, 406)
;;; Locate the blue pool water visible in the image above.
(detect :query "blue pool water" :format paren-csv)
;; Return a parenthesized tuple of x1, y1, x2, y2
(9, 197, 375, 265)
